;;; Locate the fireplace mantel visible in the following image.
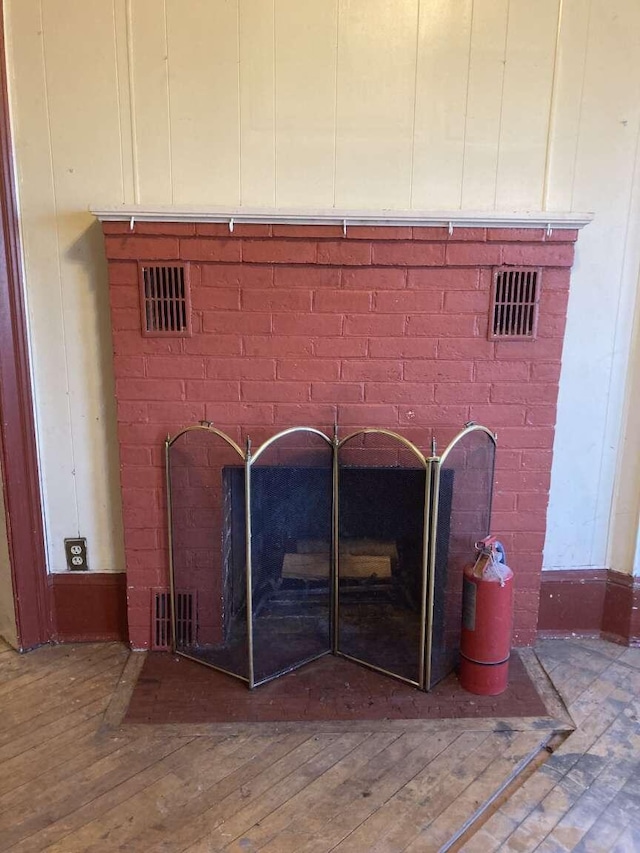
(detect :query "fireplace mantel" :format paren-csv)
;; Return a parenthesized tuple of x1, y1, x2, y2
(91, 205, 593, 233)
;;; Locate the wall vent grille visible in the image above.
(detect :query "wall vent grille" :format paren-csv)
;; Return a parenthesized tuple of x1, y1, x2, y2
(139, 264, 191, 336)
(151, 589, 197, 650)
(490, 267, 541, 340)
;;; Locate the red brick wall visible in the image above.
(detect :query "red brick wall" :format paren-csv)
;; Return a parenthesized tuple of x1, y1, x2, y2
(102, 221, 577, 649)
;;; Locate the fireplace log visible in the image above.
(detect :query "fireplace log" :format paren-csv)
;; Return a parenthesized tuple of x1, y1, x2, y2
(281, 552, 392, 580)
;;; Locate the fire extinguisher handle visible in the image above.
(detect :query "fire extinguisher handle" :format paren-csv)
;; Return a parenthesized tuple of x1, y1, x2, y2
(475, 535, 507, 565)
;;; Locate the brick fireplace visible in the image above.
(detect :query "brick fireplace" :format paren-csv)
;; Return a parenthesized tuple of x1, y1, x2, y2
(98, 216, 579, 651)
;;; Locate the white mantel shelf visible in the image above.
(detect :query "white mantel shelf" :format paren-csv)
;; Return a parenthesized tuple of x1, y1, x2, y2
(91, 205, 593, 231)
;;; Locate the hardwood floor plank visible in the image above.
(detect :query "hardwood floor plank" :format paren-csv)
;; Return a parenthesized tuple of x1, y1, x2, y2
(617, 647, 640, 670)
(224, 730, 457, 852)
(43, 735, 271, 853)
(182, 733, 372, 853)
(0, 642, 106, 684)
(0, 721, 126, 797)
(519, 648, 574, 729)
(0, 646, 128, 741)
(220, 730, 403, 852)
(573, 816, 630, 852)
(287, 730, 463, 853)
(106, 735, 304, 852)
(122, 733, 320, 853)
(0, 666, 124, 752)
(569, 638, 628, 661)
(0, 643, 124, 699)
(0, 638, 637, 853)
(481, 659, 640, 852)
(405, 731, 549, 851)
(0, 650, 128, 730)
(610, 826, 640, 851)
(475, 765, 559, 846)
(458, 815, 519, 852)
(537, 764, 635, 851)
(322, 731, 493, 852)
(535, 641, 617, 708)
(101, 650, 146, 730)
(2, 736, 200, 852)
(0, 696, 109, 764)
(496, 698, 639, 851)
(369, 733, 520, 852)
(124, 734, 341, 853)
(498, 776, 586, 852)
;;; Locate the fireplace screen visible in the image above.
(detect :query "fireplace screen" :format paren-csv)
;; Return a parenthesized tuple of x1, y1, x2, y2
(336, 431, 428, 687)
(167, 426, 248, 680)
(249, 428, 333, 684)
(167, 423, 496, 690)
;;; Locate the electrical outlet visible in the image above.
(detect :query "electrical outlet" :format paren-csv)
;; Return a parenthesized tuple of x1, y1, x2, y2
(64, 538, 88, 571)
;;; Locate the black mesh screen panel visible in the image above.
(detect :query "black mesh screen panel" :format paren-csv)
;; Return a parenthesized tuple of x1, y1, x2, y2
(168, 428, 249, 679)
(429, 429, 495, 687)
(249, 430, 333, 685)
(336, 432, 427, 685)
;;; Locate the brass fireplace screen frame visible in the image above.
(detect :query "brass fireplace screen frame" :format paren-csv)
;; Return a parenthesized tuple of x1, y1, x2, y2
(166, 423, 496, 691)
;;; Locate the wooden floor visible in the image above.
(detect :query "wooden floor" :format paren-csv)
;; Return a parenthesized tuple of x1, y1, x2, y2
(0, 636, 637, 852)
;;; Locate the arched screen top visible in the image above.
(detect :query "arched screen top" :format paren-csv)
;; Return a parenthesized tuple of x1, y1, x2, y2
(250, 426, 332, 465)
(337, 428, 428, 469)
(438, 424, 496, 466)
(167, 423, 245, 459)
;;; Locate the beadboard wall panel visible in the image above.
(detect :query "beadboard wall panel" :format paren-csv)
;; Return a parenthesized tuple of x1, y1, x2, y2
(4, 0, 640, 578)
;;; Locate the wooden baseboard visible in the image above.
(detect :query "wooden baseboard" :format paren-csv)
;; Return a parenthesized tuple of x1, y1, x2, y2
(538, 568, 640, 645)
(601, 570, 640, 647)
(47, 567, 639, 647)
(50, 572, 128, 643)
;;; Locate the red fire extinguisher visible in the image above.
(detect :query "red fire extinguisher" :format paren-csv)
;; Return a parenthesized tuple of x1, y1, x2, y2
(459, 536, 514, 696)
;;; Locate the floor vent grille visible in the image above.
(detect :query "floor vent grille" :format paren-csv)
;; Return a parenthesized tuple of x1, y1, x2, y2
(151, 589, 197, 650)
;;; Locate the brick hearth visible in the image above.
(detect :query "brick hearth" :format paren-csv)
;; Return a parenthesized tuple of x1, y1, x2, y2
(101, 221, 578, 650)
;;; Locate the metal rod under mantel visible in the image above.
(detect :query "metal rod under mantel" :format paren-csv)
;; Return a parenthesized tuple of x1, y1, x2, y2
(91, 205, 593, 232)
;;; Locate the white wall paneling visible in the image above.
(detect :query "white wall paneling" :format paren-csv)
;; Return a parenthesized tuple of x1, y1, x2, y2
(494, 0, 559, 209)
(4, 0, 640, 574)
(239, 0, 276, 206)
(6, 0, 126, 573)
(274, 0, 338, 207)
(411, 0, 472, 209)
(543, 0, 591, 211)
(609, 283, 640, 577)
(334, 0, 419, 208)
(166, 0, 240, 205)
(459, 0, 509, 209)
(544, 0, 640, 571)
(129, 0, 173, 204)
